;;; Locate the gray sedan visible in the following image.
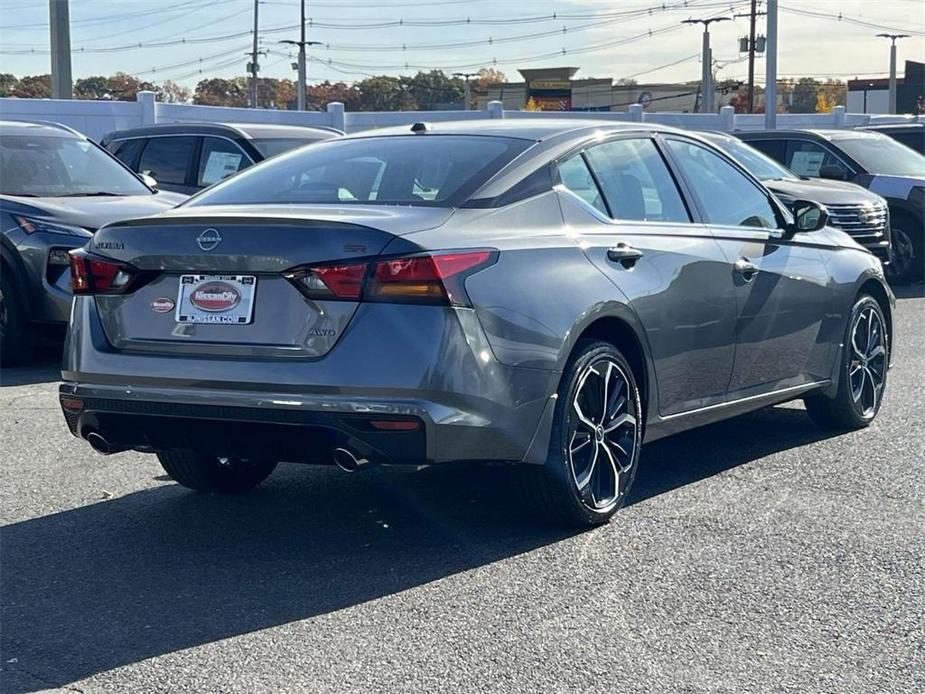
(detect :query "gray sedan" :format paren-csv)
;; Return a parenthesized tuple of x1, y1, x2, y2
(59, 120, 893, 526)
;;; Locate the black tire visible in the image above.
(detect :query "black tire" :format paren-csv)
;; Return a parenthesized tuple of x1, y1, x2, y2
(0, 270, 32, 366)
(884, 214, 923, 286)
(520, 339, 643, 527)
(157, 449, 277, 493)
(804, 294, 888, 431)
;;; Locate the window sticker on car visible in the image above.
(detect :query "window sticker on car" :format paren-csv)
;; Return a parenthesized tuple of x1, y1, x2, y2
(790, 150, 825, 177)
(202, 151, 244, 186)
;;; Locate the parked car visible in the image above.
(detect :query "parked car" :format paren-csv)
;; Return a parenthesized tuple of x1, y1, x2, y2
(101, 122, 343, 195)
(1, 120, 185, 365)
(61, 120, 893, 526)
(859, 123, 924, 155)
(700, 131, 891, 266)
(737, 129, 925, 284)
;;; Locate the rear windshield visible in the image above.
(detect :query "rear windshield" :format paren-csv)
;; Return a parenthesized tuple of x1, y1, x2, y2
(189, 135, 531, 208)
(834, 135, 925, 177)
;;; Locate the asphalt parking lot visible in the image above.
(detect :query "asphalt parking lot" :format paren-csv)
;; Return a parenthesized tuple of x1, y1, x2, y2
(1, 288, 922, 694)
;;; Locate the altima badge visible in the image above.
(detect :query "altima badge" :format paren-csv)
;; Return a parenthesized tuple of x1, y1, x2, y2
(197, 228, 222, 251)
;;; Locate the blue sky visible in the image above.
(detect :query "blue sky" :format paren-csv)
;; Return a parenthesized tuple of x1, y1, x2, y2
(0, 0, 923, 89)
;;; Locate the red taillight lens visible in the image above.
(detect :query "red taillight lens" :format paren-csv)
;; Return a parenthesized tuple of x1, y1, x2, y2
(285, 251, 495, 306)
(369, 251, 495, 305)
(69, 249, 138, 295)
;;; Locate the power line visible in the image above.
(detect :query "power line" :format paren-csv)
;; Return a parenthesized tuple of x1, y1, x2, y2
(777, 4, 925, 36)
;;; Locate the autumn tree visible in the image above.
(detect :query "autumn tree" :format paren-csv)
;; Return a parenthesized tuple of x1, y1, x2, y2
(0, 73, 19, 97)
(474, 67, 506, 89)
(306, 81, 362, 111)
(11, 74, 51, 98)
(157, 80, 191, 103)
(354, 75, 415, 111)
(104, 72, 155, 101)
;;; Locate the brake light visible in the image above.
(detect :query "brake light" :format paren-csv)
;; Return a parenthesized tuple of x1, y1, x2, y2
(285, 251, 496, 306)
(368, 251, 495, 305)
(69, 249, 139, 295)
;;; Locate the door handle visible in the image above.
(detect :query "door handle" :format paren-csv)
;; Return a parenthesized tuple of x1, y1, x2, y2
(607, 243, 644, 267)
(734, 257, 759, 281)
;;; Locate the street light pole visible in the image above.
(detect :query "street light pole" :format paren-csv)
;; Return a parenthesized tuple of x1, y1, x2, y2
(250, 0, 260, 108)
(765, 0, 778, 129)
(682, 17, 730, 113)
(877, 33, 909, 114)
(280, 3, 322, 113)
(49, 0, 72, 99)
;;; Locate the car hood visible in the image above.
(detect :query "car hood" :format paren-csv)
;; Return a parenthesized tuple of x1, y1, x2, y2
(0, 192, 185, 231)
(159, 203, 455, 236)
(763, 178, 884, 206)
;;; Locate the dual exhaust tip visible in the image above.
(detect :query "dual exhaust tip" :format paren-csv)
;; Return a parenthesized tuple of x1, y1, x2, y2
(85, 432, 375, 472)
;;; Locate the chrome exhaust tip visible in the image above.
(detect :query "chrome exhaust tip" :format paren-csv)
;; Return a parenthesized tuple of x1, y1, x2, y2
(332, 447, 371, 473)
(86, 431, 114, 455)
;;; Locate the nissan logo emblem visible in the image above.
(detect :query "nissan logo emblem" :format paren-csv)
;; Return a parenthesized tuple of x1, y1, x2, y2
(197, 228, 222, 252)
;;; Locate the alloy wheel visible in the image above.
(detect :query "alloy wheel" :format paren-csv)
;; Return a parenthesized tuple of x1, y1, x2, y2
(568, 359, 638, 510)
(849, 306, 886, 417)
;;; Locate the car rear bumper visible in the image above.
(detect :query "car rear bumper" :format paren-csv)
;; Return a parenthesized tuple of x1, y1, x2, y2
(61, 298, 560, 465)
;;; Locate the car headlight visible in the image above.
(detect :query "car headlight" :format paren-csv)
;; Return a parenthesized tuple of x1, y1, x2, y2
(14, 215, 89, 237)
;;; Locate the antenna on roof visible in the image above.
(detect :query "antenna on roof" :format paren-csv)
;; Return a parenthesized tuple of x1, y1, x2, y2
(410, 122, 431, 134)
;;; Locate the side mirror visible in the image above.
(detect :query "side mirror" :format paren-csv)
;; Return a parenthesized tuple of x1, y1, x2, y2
(789, 200, 828, 234)
(140, 171, 158, 189)
(818, 164, 848, 181)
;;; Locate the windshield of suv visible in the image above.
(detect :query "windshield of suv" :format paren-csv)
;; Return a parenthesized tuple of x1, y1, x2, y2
(835, 135, 925, 177)
(708, 135, 798, 181)
(0, 135, 151, 197)
(190, 135, 531, 208)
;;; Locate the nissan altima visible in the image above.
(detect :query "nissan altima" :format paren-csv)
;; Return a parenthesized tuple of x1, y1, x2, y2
(59, 120, 894, 526)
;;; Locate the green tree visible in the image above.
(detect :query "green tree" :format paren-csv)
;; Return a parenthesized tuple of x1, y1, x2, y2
(354, 75, 415, 111)
(0, 73, 19, 97)
(790, 77, 820, 113)
(402, 70, 464, 110)
(74, 75, 111, 100)
(11, 74, 51, 98)
(193, 77, 249, 106)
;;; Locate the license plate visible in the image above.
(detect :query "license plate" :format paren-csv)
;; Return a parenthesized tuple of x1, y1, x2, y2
(175, 275, 256, 324)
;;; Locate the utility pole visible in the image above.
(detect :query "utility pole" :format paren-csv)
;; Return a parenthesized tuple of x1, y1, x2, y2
(49, 0, 72, 99)
(250, 0, 260, 108)
(682, 16, 730, 113)
(735, 0, 766, 113)
(877, 33, 909, 114)
(454, 72, 477, 110)
(765, 0, 777, 128)
(281, 0, 321, 111)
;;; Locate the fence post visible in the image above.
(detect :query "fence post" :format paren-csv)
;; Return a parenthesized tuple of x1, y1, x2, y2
(628, 103, 644, 122)
(137, 90, 156, 125)
(832, 105, 846, 129)
(327, 101, 346, 132)
(487, 100, 504, 119)
(720, 105, 735, 133)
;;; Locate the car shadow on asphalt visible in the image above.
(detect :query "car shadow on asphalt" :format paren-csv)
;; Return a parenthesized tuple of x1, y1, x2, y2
(1, 405, 838, 689)
(0, 348, 61, 388)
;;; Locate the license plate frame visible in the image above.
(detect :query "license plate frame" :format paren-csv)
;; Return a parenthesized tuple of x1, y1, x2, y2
(175, 274, 257, 325)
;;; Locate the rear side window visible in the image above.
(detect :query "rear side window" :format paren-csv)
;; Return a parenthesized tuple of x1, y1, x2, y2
(138, 136, 197, 186)
(558, 155, 607, 214)
(665, 139, 778, 229)
(583, 138, 690, 223)
(198, 137, 250, 187)
(743, 138, 786, 163)
(190, 135, 530, 208)
(112, 139, 144, 168)
(786, 140, 849, 178)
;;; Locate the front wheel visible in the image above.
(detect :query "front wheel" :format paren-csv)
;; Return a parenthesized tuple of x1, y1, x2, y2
(804, 295, 888, 431)
(520, 340, 643, 526)
(157, 449, 277, 492)
(884, 221, 922, 286)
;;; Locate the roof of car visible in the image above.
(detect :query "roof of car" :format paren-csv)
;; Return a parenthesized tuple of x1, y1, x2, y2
(101, 121, 342, 142)
(342, 119, 677, 142)
(0, 119, 84, 138)
(737, 128, 886, 141)
(861, 123, 925, 131)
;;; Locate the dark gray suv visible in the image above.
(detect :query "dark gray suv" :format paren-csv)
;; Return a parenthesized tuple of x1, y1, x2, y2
(60, 120, 894, 526)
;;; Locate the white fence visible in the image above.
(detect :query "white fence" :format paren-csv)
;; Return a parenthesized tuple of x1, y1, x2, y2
(0, 90, 919, 141)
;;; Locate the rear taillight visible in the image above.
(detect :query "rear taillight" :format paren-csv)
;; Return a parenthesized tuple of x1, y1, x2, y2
(69, 249, 141, 295)
(286, 251, 496, 306)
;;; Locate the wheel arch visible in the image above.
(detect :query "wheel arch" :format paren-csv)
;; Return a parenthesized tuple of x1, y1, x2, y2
(857, 276, 893, 353)
(0, 242, 31, 314)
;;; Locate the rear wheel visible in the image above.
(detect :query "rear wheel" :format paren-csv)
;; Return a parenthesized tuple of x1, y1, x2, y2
(157, 449, 277, 492)
(804, 295, 888, 431)
(521, 340, 642, 526)
(0, 270, 32, 366)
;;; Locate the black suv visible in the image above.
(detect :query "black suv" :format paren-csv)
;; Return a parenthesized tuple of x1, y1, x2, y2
(738, 129, 925, 284)
(860, 123, 924, 155)
(101, 122, 342, 195)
